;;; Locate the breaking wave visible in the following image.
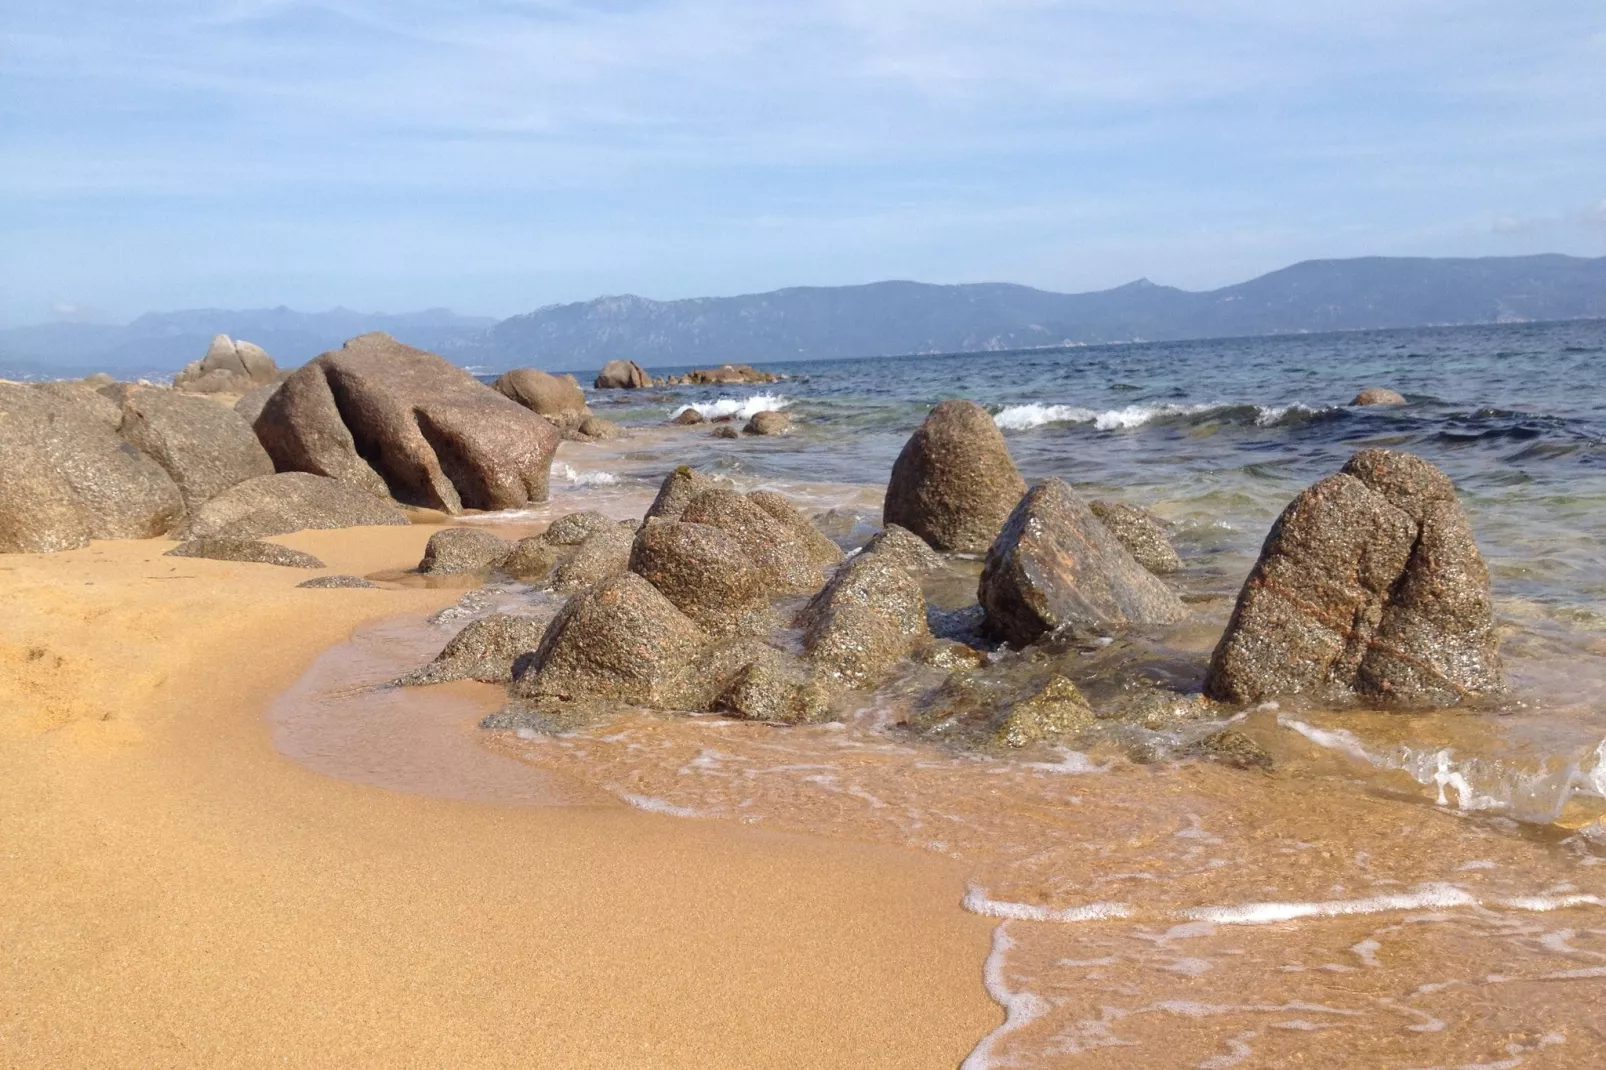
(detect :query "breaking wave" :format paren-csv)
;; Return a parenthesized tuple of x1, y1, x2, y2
(992, 401, 1334, 431)
(553, 462, 620, 486)
(670, 393, 790, 421)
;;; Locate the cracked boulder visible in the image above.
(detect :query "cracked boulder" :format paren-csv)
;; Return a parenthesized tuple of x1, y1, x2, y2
(1204, 449, 1503, 706)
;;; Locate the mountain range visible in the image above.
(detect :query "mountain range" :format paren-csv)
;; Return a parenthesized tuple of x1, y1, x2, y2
(4, 254, 1602, 377)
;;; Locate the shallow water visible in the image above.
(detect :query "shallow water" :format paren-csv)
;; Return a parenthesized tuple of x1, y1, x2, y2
(285, 320, 1606, 1066)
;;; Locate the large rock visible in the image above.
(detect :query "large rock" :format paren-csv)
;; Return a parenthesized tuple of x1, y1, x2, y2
(179, 471, 410, 539)
(254, 332, 559, 513)
(748, 491, 844, 567)
(978, 478, 1185, 647)
(627, 519, 767, 633)
(796, 552, 930, 687)
(1205, 449, 1503, 706)
(0, 382, 184, 553)
(395, 613, 551, 686)
(118, 388, 274, 511)
(233, 384, 280, 426)
(165, 537, 325, 569)
(1089, 500, 1181, 575)
(510, 572, 708, 707)
(644, 466, 719, 522)
(883, 400, 1027, 553)
(174, 335, 281, 394)
(493, 369, 590, 431)
(593, 360, 650, 389)
(418, 528, 513, 574)
(680, 489, 823, 592)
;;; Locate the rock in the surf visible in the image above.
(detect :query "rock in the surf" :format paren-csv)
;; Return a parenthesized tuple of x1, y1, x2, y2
(0, 381, 184, 553)
(418, 527, 513, 575)
(510, 571, 708, 708)
(711, 425, 740, 440)
(743, 410, 792, 436)
(572, 414, 621, 440)
(796, 552, 929, 687)
(708, 645, 835, 724)
(179, 471, 410, 540)
(1089, 500, 1181, 575)
(254, 332, 559, 513)
(395, 612, 552, 686)
(297, 574, 379, 589)
(644, 466, 719, 522)
(883, 399, 1027, 553)
(1204, 449, 1503, 706)
(979, 478, 1185, 647)
(165, 537, 325, 569)
(492, 369, 590, 431)
(1352, 387, 1407, 406)
(118, 388, 275, 511)
(994, 675, 1096, 748)
(593, 359, 651, 389)
(1184, 729, 1274, 771)
(747, 490, 844, 567)
(628, 519, 768, 634)
(861, 524, 943, 571)
(671, 408, 706, 426)
(680, 489, 824, 592)
(173, 335, 281, 394)
(685, 364, 779, 385)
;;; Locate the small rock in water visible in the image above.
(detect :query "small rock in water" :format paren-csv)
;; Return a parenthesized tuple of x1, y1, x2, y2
(394, 612, 552, 686)
(995, 675, 1096, 748)
(1088, 500, 1181, 575)
(710, 646, 835, 724)
(1352, 387, 1407, 406)
(711, 425, 740, 440)
(1185, 729, 1274, 771)
(672, 408, 706, 425)
(593, 359, 651, 389)
(743, 410, 792, 435)
(883, 399, 1027, 554)
(166, 537, 325, 569)
(297, 574, 379, 589)
(418, 527, 513, 574)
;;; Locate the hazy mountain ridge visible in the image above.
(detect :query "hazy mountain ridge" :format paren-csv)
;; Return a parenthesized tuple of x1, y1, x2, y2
(3, 255, 1602, 377)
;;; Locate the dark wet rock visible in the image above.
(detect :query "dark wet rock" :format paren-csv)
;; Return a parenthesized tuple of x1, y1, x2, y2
(0, 381, 183, 553)
(748, 490, 844, 567)
(994, 675, 1096, 748)
(685, 364, 779, 385)
(174, 335, 281, 394)
(979, 478, 1185, 647)
(913, 669, 1092, 749)
(550, 524, 634, 591)
(711, 425, 740, 440)
(861, 524, 943, 571)
(233, 383, 280, 426)
(502, 536, 563, 582)
(671, 408, 706, 425)
(796, 552, 929, 687)
(680, 489, 823, 592)
(1088, 500, 1181, 575)
(510, 571, 709, 708)
(179, 471, 410, 539)
(1204, 449, 1503, 706)
(743, 410, 792, 435)
(710, 645, 834, 724)
(628, 519, 767, 633)
(419, 527, 513, 574)
(493, 369, 588, 425)
(118, 388, 274, 511)
(255, 332, 559, 513)
(1185, 729, 1273, 771)
(593, 360, 651, 389)
(297, 574, 379, 589)
(644, 466, 719, 522)
(544, 510, 617, 546)
(395, 612, 551, 686)
(1352, 387, 1407, 406)
(883, 399, 1027, 554)
(165, 537, 325, 568)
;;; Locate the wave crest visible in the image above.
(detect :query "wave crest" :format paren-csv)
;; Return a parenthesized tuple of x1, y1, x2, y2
(671, 393, 789, 421)
(992, 401, 1335, 432)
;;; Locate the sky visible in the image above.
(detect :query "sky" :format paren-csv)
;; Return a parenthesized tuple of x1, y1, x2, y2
(2, 1, 1603, 326)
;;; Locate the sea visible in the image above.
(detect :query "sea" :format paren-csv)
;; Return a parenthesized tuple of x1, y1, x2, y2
(282, 319, 1606, 1068)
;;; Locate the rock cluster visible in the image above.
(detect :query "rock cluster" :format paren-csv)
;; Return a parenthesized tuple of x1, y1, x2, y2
(173, 335, 282, 394)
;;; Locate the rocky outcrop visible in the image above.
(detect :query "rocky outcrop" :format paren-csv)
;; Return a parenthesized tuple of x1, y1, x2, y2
(685, 364, 778, 385)
(0, 382, 183, 553)
(174, 335, 281, 394)
(883, 399, 1027, 553)
(680, 489, 823, 592)
(978, 478, 1185, 647)
(179, 471, 410, 540)
(747, 491, 844, 567)
(1088, 500, 1181, 575)
(593, 360, 651, 389)
(418, 528, 513, 574)
(743, 411, 792, 435)
(395, 613, 551, 686)
(796, 552, 929, 687)
(118, 388, 274, 512)
(233, 384, 280, 426)
(627, 519, 767, 634)
(1352, 387, 1407, 406)
(254, 333, 559, 513)
(1204, 449, 1503, 706)
(644, 466, 719, 522)
(165, 537, 325, 569)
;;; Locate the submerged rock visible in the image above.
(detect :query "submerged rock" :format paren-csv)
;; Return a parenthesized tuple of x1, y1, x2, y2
(1088, 500, 1181, 575)
(255, 332, 559, 513)
(1352, 387, 1407, 406)
(418, 528, 513, 574)
(179, 472, 410, 540)
(166, 537, 325, 569)
(979, 478, 1185, 647)
(118, 388, 274, 512)
(593, 360, 650, 389)
(709, 644, 835, 724)
(1184, 729, 1274, 771)
(711, 425, 740, 440)
(395, 612, 551, 686)
(796, 552, 929, 687)
(994, 675, 1096, 749)
(297, 574, 379, 589)
(883, 399, 1027, 554)
(1205, 449, 1503, 706)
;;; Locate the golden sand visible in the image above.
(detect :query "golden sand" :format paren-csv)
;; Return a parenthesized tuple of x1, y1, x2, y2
(0, 526, 997, 1067)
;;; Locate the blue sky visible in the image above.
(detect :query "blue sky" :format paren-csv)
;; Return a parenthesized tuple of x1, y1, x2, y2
(2, 1, 1603, 325)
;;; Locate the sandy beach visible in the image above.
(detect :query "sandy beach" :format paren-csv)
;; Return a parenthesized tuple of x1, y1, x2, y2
(0, 525, 998, 1067)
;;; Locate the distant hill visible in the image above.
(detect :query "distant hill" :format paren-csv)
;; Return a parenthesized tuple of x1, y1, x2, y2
(3, 255, 1602, 377)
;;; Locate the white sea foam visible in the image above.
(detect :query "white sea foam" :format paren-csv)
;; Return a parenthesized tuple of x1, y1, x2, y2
(1093, 403, 1220, 430)
(670, 393, 789, 421)
(961, 922, 1051, 1070)
(553, 461, 620, 486)
(991, 403, 1098, 430)
(992, 400, 1335, 432)
(617, 792, 705, 818)
(1182, 884, 1479, 924)
(963, 886, 1133, 922)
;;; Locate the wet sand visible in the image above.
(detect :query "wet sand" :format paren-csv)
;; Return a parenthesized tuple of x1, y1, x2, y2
(0, 525, 998, 1067)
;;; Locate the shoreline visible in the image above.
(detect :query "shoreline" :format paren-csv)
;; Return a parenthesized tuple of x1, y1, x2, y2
(0, 525, 999, 1067)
